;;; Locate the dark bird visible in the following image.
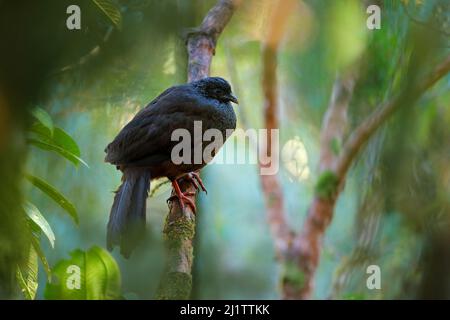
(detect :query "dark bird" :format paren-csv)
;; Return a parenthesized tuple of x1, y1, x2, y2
(105, 77, 238, 257)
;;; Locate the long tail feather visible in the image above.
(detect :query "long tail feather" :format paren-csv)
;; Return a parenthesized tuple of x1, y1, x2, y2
(107, 168, 151, 258)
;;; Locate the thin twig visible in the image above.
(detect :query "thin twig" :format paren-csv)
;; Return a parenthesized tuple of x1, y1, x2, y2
(336, 54, 450, 180)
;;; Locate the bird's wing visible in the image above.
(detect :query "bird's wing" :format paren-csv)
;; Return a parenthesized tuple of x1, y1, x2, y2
(105, 85, 211, 166)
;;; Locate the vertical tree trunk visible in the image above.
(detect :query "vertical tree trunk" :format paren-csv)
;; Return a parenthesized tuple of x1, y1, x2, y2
(284, 71, 357, 299)
(156, 0, 238, 300)
(260, 0, 297, 261)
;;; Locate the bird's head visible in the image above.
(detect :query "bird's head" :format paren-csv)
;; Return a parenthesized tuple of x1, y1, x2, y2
(193, 77, 239, 104)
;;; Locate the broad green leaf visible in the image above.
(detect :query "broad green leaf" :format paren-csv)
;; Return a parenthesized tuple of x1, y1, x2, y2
(29, 124, 81, 157)
(52, 127, 81, 160)
(30, 234, 52, 281)
(16, 246, 39, 300)
(29, 122, 52, 139)
(92, 0, 122, 29)
(28, 138, 88, 168)
(44, 246, 121, 300)
(32, 107, 53, 136)
(24, 201, 55, 248)
(25, 174, 79, 224)
(28, 124, 87, 168)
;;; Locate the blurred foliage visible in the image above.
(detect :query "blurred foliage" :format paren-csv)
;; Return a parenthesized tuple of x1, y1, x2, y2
(325, 0, 367, 70)
(25, 202, 56, 249)
(92, 0, 123, 29)
(13, 108, 87, 299)
(45, 246, 121, 299)
(16, 245, 39, 300)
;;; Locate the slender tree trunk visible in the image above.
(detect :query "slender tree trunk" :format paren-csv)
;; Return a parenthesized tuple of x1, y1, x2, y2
(156, 0, 238, 300)
(260, 0, 296, 261)
(287, 54, 450, 299)
(284, 70, 358, 299)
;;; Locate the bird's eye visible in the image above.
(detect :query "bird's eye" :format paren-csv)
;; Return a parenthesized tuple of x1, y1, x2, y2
(213, 88, 222, 95)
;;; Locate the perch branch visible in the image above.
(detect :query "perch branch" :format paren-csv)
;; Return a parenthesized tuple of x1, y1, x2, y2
(156, 0, 238, 300)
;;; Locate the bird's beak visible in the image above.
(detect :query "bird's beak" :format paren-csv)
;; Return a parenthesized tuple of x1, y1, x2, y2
(227, 94, 239, 104)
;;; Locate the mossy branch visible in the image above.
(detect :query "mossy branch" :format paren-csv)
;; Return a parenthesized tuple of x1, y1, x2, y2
(156, 0, 238, 300)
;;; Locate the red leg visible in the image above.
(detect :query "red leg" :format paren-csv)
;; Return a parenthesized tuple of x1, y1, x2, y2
(185, 174, 200, 190)
(167, 179, 197, 213)
(185, 172, 207, 194)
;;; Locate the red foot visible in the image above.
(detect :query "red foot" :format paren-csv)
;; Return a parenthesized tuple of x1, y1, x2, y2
(184, 172, 208, 194)
(167, 180, 197, 213)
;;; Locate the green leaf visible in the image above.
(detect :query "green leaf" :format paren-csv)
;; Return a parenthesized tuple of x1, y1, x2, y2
(30, 234, 52, 281)
(32, 107, 53, 136)
(44, 246, 121, 300)
(24, 201, 55, 248)
(52, 127, 81, 159)
(29, 122, 51, 138)
(28, 124, 88, 168)
(25, 174, 79, 224)
(28, 138, 88, 168)
(92, 0, 122, 29)
(343, 292, 366, 300)
(16, 246, 39, 300)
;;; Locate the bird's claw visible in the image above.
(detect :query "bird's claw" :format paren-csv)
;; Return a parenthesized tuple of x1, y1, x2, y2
(185, 172, 208, 194)
(167, 192, 196, 213)
(167, 173, 208, 213)
(168, 180, 197, 213)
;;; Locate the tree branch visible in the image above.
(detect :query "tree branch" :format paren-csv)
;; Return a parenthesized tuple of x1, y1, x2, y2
(284, 69, 357, 299)
(336, 54, 450, 180)
(156, 0, 238, 300)
(289, 53, 450, 299)
(185, 0, 238, 82)
(319, 71, 357, 172)
(260, 0, 296, 260)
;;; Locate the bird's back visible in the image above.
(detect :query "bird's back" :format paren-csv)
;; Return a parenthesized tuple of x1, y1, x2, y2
(104, 83, 236, 171)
